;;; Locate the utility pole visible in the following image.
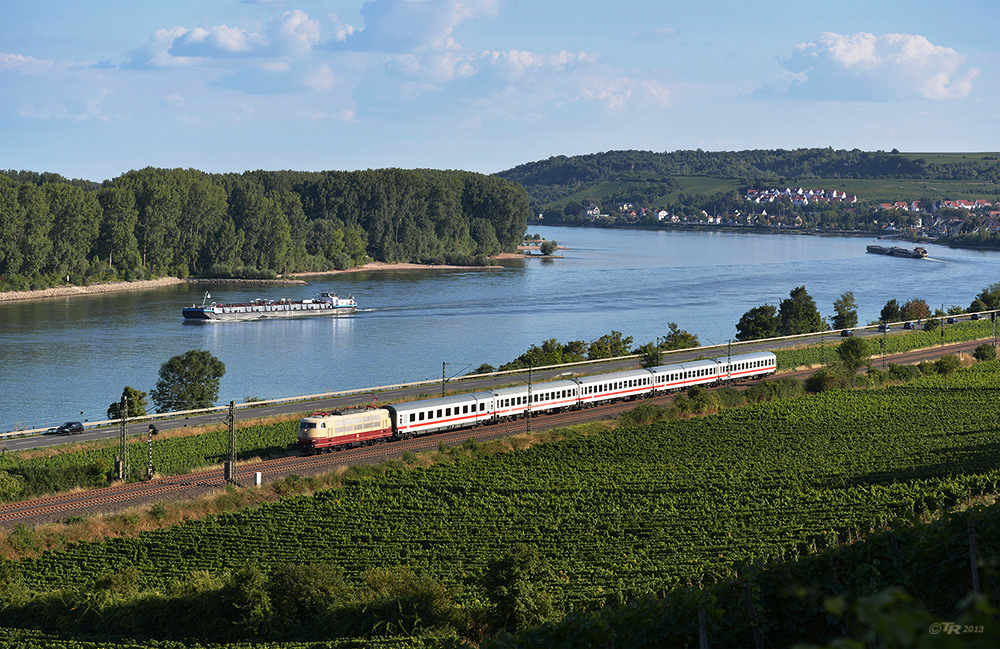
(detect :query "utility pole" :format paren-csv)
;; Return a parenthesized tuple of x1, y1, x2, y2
(224, 400, 237, 485)
(526, 362, 532, 434)
(116, 395, 128, 481)
(442, 361, 446, 398)
(881, 320, 887, 369)
(146, 424, 158, 479)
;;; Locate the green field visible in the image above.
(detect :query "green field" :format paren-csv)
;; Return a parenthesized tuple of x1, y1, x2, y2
(1, 361, 997, 645)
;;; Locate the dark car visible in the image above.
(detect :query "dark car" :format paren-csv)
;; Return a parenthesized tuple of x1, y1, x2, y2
(840, 329, 853, 337)
(878, 323, 891, 332)
(971, 313, 981, 320)
(903, 321, 914, 330)
(947, 317, 958, 324)
(56, 421, 84, 435)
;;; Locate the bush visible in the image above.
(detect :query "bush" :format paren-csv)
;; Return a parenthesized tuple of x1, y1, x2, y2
(619, 403, 669, 426)
(268, 563, 350, 625)
(887, 363, 922, 382)
(805, 368, 841, 393)
(917, 361, 938, 375)
(716, 387, 746, 408)
(973, 344, 997, 361)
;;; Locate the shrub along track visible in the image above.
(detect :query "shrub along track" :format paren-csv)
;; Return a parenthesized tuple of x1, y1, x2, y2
(0, 340, 989, 528)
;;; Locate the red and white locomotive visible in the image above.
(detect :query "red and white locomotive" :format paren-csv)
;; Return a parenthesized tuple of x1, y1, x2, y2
(297, 351, 776, 453)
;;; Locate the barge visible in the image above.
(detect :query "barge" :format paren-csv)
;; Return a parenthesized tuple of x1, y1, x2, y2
(866, 244, 928, 259)
(182, 292, 357, 321)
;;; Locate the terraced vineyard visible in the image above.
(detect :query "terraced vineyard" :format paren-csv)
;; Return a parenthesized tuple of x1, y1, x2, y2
(3, 362, 998, 619)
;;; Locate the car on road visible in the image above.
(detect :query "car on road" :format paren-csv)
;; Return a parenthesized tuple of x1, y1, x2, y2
(878, 323, 891, 332)
(971, 313, 981, 320)
(840, 329, 853, 337)
(947, 317, 958, 324)
(56, 421, 84, 435)
(903, 322, 914, 330)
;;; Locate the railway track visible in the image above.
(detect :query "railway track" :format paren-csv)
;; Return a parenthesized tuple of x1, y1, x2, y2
(0, 340, 990, 527)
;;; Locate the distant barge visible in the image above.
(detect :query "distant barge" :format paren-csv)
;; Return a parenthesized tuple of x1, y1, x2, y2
(183, 292, 357, 321)
(866, 244, 928, 259)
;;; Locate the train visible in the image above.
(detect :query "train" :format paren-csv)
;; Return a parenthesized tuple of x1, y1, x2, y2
(297, 350, 777, 453)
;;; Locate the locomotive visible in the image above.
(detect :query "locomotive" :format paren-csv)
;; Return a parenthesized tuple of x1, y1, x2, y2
(297, 351, 776, 453)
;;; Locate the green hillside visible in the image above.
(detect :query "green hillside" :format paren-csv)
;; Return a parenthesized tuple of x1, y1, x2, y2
(497, 148, 1000, 209)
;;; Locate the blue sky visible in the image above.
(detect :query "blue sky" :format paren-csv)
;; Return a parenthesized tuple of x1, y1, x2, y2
(2, 0, 998, 183)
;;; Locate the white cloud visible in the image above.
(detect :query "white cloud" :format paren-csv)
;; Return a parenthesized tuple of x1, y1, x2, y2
(1, 53, 54, 71)
(269, 10, 322, 55)
(338, 0, 500, 53)
(580, 77, 672, 111)
(172, 25, 268, 56)
(766, 32, 979, 101)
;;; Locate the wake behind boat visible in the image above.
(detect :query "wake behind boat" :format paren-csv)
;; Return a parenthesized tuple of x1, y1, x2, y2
(182, 291, 357, 321)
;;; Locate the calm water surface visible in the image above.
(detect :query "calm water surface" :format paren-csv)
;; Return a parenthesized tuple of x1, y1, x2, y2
(1, 226, 997, 431)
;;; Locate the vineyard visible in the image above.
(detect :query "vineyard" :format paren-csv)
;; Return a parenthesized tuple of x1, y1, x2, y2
(774, 317, 995, 369)
(0, 361, 997, 645)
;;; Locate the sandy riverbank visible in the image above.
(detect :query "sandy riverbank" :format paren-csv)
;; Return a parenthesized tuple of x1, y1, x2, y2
(0, 277, 190, 303)
(0, 257, 532, 303)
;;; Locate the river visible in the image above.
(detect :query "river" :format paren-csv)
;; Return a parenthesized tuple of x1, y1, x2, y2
(1, 226, 996, 432)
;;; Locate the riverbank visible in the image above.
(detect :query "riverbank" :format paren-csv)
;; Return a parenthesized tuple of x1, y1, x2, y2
(0, 258, 526, 303)
(0, 277, 189, 303)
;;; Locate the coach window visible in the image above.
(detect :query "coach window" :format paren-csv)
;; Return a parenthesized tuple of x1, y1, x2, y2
(419, 412, 425, 421)
(409, 414, 415, 422)
(480, 403, 486, 411)
(437, 409, 442, 418)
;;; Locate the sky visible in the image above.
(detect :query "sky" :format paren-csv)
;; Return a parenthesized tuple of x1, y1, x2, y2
(2, 0, 998, 183)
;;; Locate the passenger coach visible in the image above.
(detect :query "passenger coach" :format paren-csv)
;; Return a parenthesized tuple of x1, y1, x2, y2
(385, 391, 495, 438)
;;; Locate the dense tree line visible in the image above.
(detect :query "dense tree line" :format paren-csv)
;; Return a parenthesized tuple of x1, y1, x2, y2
(499, 148, 1000, 198)
(0, 168, 529, 291)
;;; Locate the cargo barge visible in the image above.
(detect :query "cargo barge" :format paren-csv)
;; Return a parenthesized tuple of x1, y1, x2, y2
(182, 292, 357, 320)
(866, 244, 928, 259)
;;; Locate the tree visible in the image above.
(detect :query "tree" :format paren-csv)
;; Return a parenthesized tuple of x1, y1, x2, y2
(735, 304, 779, 341)
(836, 336, 871, 387)
(971, 281, 1000, 311)
(539, 240, 557, 255)
(96, 187, 141, 275)
(587, 330, 633, 360)
(107, 386, 149, 420)
(150, 350, 226, 413)
(831, 291, 858, 329)
(880, 299, 902, 323)
(935, 354, 961, 376)
(637, 342, 661, 368)
(659, 322, 699, 350)
(778, 286, 823, 335)
(483, 544, 557, 632)
(900, 298, 930, 321)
